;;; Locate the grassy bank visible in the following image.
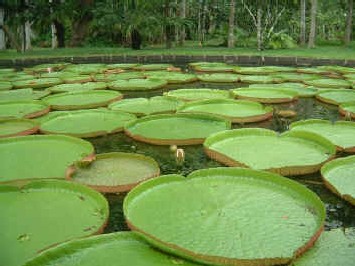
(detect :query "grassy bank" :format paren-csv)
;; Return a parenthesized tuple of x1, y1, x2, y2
(0, 42, 354, 60)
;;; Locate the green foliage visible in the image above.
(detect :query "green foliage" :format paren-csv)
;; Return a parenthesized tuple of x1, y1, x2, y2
(266, 31, 297, 49)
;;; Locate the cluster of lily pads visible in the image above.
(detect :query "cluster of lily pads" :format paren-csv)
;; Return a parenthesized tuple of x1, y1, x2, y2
(0, 62, 354, 266)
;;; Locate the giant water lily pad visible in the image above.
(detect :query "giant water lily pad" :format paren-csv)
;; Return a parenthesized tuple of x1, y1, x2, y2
(197, 73, 239, 83)
(0, 179, 108, 266)
(108, 96, 182, 116)
(48, 82, 107, 93)
(235, 66, 294, 75)
(164, 88, 231, 101)
(0, 89, 43, 103)
(24, 232, 200, 266)
(125, 113, 231, 145)
(192, 62, 235, 72)
(39, 109, 136, 138)
(124, 168, 325, 266)
(0, 81, 12, 91)
(0, 100, 50, 119)
(249, 83, 318, 97)
(43, 90, 122, 110)
(304, 78, 351, 89)
(60, 74, 92, 84)
(0, 119, 39, 138)
(292, 228, 355, 266)
(65, 64, 107, 75)
(204, 128, 335, 175)
(316, 89, 355, 105)
(0, 135, 94, 182)
(67, 152, 160, 193)
(321, 156, 355, 205)
(177, 99, 273, 123)
(95, 72, 146, 82)
(290, 119, 355, 152)
(339, 101, 355, 118)
(274, 73, 321, 82)
(12, 78, 62, 89)
(109, 78, 167, 91)
(232, 88, 298, 103)
(146, 71, 197, 84)
(134, 64, 174, 71)
(239, 75, 279, 84)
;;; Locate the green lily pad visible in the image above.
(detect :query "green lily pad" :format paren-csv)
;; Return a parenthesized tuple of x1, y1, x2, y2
(146, 71, 197, 83)
(43, 90, 123, 110)
(232, 88, 298, 103)
(339, 101, 355, 119)
(239, 75, 279, 84)
(274, 73, 322, 82)
(68, 152, 160, 193)
(235, 66, 292, 75)
(0, 81, 13, 91)
(164, 88, 231, 101)
(48, 82, 107, 93)
(0, 68, 15, 74)
(292, 228, 355, 266)
(124, 167, 325, 266)
(106, 63, 140, 70)
(108, 96, 182, 116)
(321, 155, 355, 205)
(24, 63, 68, 73)
(317, 65, 355, 74)
(108, 78, 167, 91)
(65, 64, 107, 75)
(290, 119, 355, 152)
(0, 135, 94, 182)
(39, 109, 136, 138)
(134, 64, 174, 71)
(204, 128, 335, 175)
(0, 89, 34, 103)
(197, 73, 239, 83)
(177, 99, 273, 123)
(316, 89, 355, 105)
(125, 113, 231, 145)
(0, 179, 108, 266)
(249, 83, 318, 97)
(0, 100, 50, 119)
(295, 67, 330, 75)
(10, 73, 36, 82)
(95, 72, 146, 82)
(12, 78, 62, 89)
(60, 75, 92, 84)
(24, 232, 200, 266)
(304, 78, 351, 89)
(0, 119, 39, 138)
(193, 63, 235, 72)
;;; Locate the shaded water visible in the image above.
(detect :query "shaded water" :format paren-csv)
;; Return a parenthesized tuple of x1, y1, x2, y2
(85, 73, 354, 234)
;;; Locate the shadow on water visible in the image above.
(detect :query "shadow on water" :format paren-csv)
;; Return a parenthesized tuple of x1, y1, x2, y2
(86, 71, 354, 234)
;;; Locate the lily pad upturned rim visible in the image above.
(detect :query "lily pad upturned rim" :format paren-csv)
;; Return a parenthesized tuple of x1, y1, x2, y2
(0, 118, 39, 138)
(12, 78, 62, 89)
(197, 73, 240, 83)
(204, 128, 336, 176)
(0, 100, 50, 119)
(339, 101, 355, 118)
(124, 167, 325, 266)
(315, 89, 355, 106)
(66, 152, 160, 193)
(304, 78, 352, 89)
(290, 119, 355, 152)
(232, 88, 298, 103)
(177, 98, 273, 123)
(124, 113, 231, 145)
(43, 90, 123, 110)
(0, 179, 109, 266)
(39, 109, 136, 138)
(164, 88, 232, 101)
(321, 155, 355, 205)
(23, 232, 200, 266)
(108, 78, 168, 91)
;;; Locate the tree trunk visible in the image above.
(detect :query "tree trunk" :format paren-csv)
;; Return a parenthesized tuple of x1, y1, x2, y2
(54, 20, 65, 47)
(69, 0, 93, 47)
(51, 23, 57, 48)
(25, 21, 32, 50)
(227, 0, 235, 48)
(3, 25, 21, 52)
(308, 0, 317, 48)
(257, 5, 262, 51)
(300, 0, 306, 46)
(345, 0, 353, 45)
(0, 7, 5, 50)
(178, 0, 186, 46)
(165, 0, 173, 49)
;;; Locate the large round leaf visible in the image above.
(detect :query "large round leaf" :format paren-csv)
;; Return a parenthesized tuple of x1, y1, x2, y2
(0, 89, 38, 103)
(39, 109, 136, 138)
(43, 90, 122, 110)
(0, 135, 94, 182)
(304, 78, 351, 89)
(292, 229, 355, 266)
(0, 179, 109, 266)
(95, 72, 145, 82)
(146, 71, 197, 84)
(164, 88, 231, 101)
(232, 88, 298, 103)
(108, 96, 183, 116)
(235, 66, 294, 75)
(48, 82, 107, 93)
(339, 101, 355, 119)
(134, 64, 174, 71)
(24, 232, 200, 266)
(239, 75, 279, 84)
(204, 128, 335, 175)
(0, 119, 39, 138)
(0, 100, 50, 119)
(274, 73, 322, 82)
(125, 113, 231, 145)
(12, 78, 62, 89)
(316, 89, 355, 105)
(192, 62, 235, 72)
(124, 168, 325, 266)
(290, 119, 355, 152)
(197, 73, 239, 83)
(177, 99, 273, 123)
(248, 83, 318, 97)
(67, 152, 160, 193)
(0, 81, 12, 90)
(321, 155, 355, 205)
(108, 78, 167, 91)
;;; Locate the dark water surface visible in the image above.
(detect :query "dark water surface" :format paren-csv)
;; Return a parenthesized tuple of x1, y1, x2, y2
(84, 76, 355, 234)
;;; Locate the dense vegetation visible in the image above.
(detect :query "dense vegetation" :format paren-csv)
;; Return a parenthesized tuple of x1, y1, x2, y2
(0, 0, 353, 52)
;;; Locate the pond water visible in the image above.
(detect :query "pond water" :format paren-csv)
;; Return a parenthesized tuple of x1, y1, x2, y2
(83, 76, 355, 234)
